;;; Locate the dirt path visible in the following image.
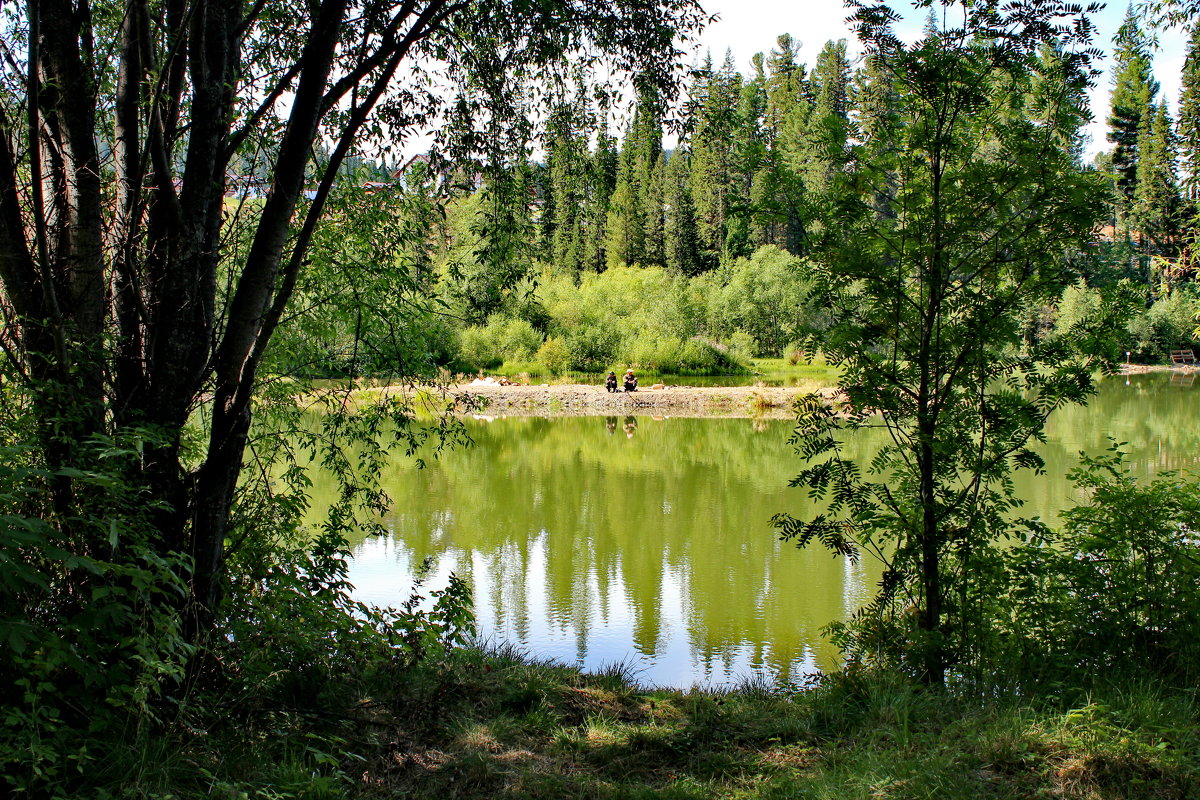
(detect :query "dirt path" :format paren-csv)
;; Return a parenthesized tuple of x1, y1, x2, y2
(449, 380, 838, 418)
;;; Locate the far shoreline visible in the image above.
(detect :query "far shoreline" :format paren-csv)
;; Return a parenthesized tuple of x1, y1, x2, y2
(441, 363, 1190, 419)
(451, 380, 837, 419)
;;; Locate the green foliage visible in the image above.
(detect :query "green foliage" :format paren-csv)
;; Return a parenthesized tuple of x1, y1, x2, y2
(536, 336, 571, 375)
(455, 316, 545, 372)
(706, 246, 817, 356)
(1054, 281, 1105, 338)
(776, 0, 1116, 685)
(0, 385, 195, 793)
(266, 173, 457, 378)
(1180, 25, 1200, 204)
(1108, 6, 1160, 216)
(1126, 286, 1200, 360)
(457, 325, 505, 371)
(1134, 102, 1183, 250)
(536, 265, 755, 373)
(993, 445, 1200, 685)
(0, 380, 481, 798)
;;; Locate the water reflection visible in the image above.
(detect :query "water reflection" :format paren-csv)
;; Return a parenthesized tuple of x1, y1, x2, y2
(343, 374, 1198, 688)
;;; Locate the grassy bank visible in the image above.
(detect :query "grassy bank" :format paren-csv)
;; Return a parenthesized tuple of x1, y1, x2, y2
(155, 647, 1200, 800)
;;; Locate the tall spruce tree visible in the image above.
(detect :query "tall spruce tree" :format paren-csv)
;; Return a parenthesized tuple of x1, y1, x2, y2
(665, 147, 702, 274)
(603, 89, 663, 267)
(754, 34, 809, 253)
(543, 101, 593, 274)
(1135, 101, 1183, 252)
(851, 52, 899, 146)
(1178, 25, 1200, 203)
(1107, 6, 1159, 226)
(584, 121, 620, 271)
(604, 143, 642, 267)
(728, 53, 770, 258)
(690, 51, 742, 267)
(802, 40, 852, 215)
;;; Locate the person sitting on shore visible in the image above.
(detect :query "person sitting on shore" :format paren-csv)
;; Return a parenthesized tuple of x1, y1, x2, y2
(605, 371, 618, 392)
(623, 369, 638, 392)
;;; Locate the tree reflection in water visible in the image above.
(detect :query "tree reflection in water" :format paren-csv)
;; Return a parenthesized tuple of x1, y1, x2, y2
(339, 375, 1197, 688)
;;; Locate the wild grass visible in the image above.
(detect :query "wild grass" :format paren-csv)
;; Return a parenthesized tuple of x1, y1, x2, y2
(84, 648, 1200, 798)
(346, 653, 1198, 799)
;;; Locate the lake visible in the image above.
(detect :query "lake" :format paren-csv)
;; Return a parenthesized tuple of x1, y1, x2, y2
(343, 373, 1200, 688)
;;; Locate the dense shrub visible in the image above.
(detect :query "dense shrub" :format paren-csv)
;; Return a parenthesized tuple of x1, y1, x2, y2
(536, 336, 570, 375)
(456, 325, 503, 371)
(707, 246, 817, 356)
(1053, 281, 1103, 339)
(1126, 289, 1199, 361)
(521, 265, 763, 373)
(991, 446, 1200, 684)
(455, 316, 546, 371)
(494, 317, 543, 362)
(565, 324, 622, 372)
(1052, 280, 1199, 363)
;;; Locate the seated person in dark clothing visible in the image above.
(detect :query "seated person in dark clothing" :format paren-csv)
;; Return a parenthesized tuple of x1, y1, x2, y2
(605, 371, 618, 392)
(623, 369, 637, 392)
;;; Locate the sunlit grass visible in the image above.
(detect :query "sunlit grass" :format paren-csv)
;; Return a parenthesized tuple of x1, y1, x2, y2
(337, 650, 1200, 799)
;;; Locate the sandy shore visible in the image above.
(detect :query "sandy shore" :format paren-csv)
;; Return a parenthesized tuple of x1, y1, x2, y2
(449, 381, 837, 419)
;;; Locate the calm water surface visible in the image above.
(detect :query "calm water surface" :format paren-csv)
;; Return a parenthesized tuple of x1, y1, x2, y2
(343, 373, 1200, 688)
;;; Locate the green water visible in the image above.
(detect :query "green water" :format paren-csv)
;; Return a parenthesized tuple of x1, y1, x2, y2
(344, 373, 1200, 687)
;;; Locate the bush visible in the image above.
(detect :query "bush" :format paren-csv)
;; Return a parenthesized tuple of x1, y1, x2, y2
(1053, 280, 1103, 339)
(708, 246, 817, 356)
(456, 325, 502, 371)
(675, 338, 748, 375)
(991, 445, 1200, 684)
(727, 330, 757, 362)
(496, 317, 543, 362)
(1126, 289, 1199, 362)
(536, 337, 570, 375)
(565, 325, 621, 372)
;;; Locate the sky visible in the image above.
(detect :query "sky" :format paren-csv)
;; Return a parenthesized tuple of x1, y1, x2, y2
(684, 0, 1190, 159)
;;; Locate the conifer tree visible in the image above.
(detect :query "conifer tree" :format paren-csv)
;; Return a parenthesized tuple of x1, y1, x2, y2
(851, 52, 898, 146)
(602, 89, 662, 267)
(1178, 25, 1200, 202)
(802, 40, 852, 206)
(728, 52, 769, 258)
(690, 51, 742, 268)
(760, 34, 809, 253)
(1107, 6, 1159, 222)
(584, 121, 620, 271)
(633, 96, 666, 266)
(1135, 101, 1183, 251)
(665, 147, 702, 274)
(766, 35, 805, 132)
(605, 145, 642, 267)
(642, 153, 667, 265)
(543, 101, 591, 274)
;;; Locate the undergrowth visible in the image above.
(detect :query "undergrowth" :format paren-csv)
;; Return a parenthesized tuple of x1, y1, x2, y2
(94, 647, 1200, 799)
